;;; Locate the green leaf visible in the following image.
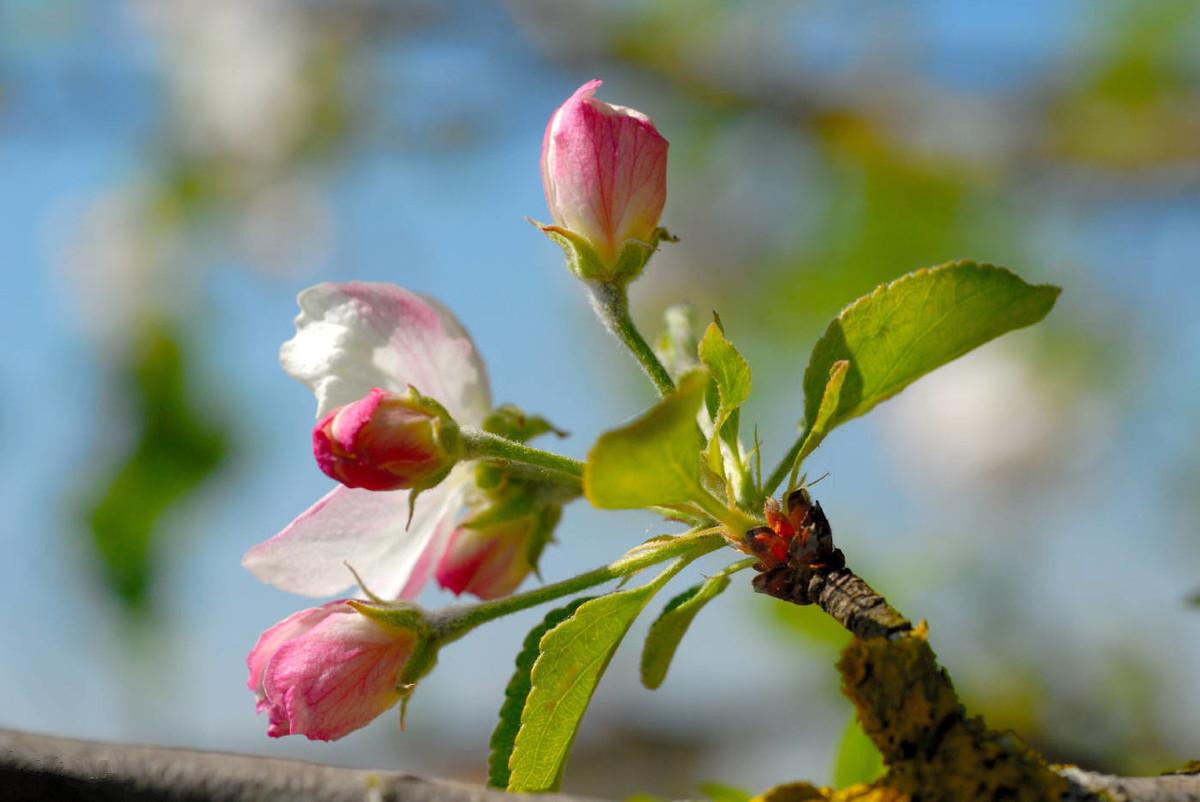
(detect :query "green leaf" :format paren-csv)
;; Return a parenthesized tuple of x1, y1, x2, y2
(803, 261, 1060, 432)
(699, 321, 752, 423)
(482, 404, 567, 443)
(698, 321, 753, 484)
(640, 574, 732, 690)
(831, 710, 884, 788)
(792, 359, 849, 473)
(83, 323, 227, 614)
(767, 595, 851, 653)
(585, 370, 709, 509)
(488, 597, 593, 789)
(506, 578, 670, 792)
(698, 782, 754, 802)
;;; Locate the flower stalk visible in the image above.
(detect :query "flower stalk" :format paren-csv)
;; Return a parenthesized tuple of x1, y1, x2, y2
(433, 528, 725, 640)
(461, 428, 583, 486)
(589, 282, 676, 397)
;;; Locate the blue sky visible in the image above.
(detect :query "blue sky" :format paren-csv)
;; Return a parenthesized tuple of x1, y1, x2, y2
(1, 0, 1198, 793)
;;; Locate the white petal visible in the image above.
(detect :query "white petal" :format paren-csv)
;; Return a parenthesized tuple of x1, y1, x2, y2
(280, 282, 492, 423)
(242, 474, 467, 599)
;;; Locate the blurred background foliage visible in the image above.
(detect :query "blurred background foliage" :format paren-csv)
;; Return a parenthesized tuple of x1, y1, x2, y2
(82, 322, 226, 611)
(0, 0, 1197, 798)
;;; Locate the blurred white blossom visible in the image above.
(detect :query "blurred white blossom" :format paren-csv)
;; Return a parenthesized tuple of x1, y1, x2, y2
(132, 0, 311, 169)
(55, 183, 184, 350)
(878, 341, 1111, 496)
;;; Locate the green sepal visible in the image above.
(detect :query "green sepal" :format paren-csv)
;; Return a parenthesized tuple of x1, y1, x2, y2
(473, 462, 506, 491)
(346, 599, 430, 636)
(523, 505, 562, 579)
(536, 218, 675, 286)
(483, 404, 567, 443)
(345, 599, 439, 729)
(395, 636, 440, 728)
(462, 486, 536, 530)
(400, 384, 464, 492)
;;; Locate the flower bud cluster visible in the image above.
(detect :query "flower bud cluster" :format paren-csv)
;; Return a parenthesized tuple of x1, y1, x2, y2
(246, 77, 665, 744)
(746, 488, 845, 605)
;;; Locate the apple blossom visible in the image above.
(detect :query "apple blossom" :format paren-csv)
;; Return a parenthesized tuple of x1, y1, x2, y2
(242, 281, 492, 600)
(247, 600, 422, 741)
(540, 79, 670, 284)
(242, 282, 563, 602)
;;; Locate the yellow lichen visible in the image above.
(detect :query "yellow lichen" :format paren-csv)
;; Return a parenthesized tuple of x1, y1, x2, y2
(751, 782, 909, 802)
(836, 623, 1069, 802)
(749, 781, 828, 802)
(827, 783, 910, 802)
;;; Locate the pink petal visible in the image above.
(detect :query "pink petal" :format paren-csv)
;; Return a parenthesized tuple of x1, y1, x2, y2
(435, 525, 532, 600)
(542, 79, 668, 264)
(246, 601, 342, 707)
(241, 475, 467, 599)
(280, 282, 491, 424)
(261, 608, 415, 741)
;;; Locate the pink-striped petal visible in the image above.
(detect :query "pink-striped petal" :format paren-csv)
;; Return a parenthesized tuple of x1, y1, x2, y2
(241, 473, 467, 599)
(247, 601, 342, 711)
(542, 79, 668, 267)
(280, 282, 491, 424)
(253, 601, 416, 741)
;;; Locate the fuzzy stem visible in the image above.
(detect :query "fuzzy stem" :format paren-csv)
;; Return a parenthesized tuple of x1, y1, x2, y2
(434, 529, 724, 640)
(461, 428, 583, 486)
(588, 283, 675, 397)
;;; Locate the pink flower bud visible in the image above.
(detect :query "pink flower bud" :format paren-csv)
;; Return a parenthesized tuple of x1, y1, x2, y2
(435, 505, 560, 600)
(541, 79, 669, 281)
(247, 600, 418, 741)
(313, 388, 461, 491)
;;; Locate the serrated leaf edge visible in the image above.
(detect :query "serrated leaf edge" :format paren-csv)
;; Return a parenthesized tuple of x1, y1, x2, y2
(801, 260, 1060, 427)
(486, 597, 593, 789)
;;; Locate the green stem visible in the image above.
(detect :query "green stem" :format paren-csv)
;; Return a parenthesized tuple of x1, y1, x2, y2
(589, 283, 675, 397)
(434, 529, 724, 640)
(650, 504, 708, 528)
(461, 428, 583, 486)
(760, 424, 812, 504)
(717, 556, 760, 578)
(689, 484, 757, 536)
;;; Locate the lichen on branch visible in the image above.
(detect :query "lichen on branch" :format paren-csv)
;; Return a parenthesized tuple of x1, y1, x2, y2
(838, 624, 1068, 802)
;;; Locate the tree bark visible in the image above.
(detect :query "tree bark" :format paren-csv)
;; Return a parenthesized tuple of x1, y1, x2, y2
(755, 565, 1200, 802)
(0, 728, 594, 802)
(2, 727, 1196, 802)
